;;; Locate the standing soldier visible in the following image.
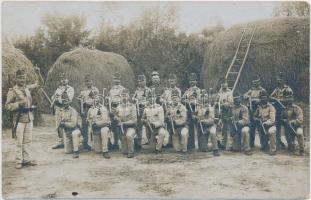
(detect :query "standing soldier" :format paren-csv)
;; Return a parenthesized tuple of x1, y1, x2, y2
(230, 93, 252, 155)
(5, 69, 40, 169)
(114, 89, 137, 158)
(182, 73, 201, 149)
(194, 90, 220, 156)
(58, 92, 81, 158)
(150, 71, 165, 104)
(243, 75, 266, 149)
(254, 90, 277, 156)
(87, 94, 111, 159)
(167, 90, 189, 153)
(132, 74, 151, 150)
(107, 72, 125, 150)
(281, 88, 305, 155)
(77, 74, 99, 151)
(215, 77, 233, 151)
(142, 90, 166, 153)
(51, 73, 74, 149)
(270, 72, 292, 150)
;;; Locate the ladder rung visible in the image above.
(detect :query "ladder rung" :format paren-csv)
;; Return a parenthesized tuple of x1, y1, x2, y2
(228, 72, 239, 74)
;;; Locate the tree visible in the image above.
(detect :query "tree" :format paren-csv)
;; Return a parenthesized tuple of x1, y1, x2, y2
(273, 2, 310, 17)
(14, 13, 90, 79)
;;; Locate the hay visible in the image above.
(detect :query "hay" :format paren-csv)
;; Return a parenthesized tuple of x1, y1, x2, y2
(2, 44, 43, 128)
(202, 17, 309, 102)
(45, 48, 135, 109)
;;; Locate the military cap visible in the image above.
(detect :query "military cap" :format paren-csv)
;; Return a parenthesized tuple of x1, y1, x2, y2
(171, 89, 180, 97)
(283, 87, 294, 99)
(61, 91, 70, 104)
(137, 74, 146, 82)
(168, 74, 177, 81)
(121, 88, 130, 97)
(276, 71, 285, 81)
(15, 68, 26, 78)
(59, 72, 66, 79)
(84, 74, 92, 81)
(252, 74, 261, 83)
(151, 71, 159, 77)
(113, 72, 121, 80)
(259, 89, 268, 99)
(189, 73, 197, 81)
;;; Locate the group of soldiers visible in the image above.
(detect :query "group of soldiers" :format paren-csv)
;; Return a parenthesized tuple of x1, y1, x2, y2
(5, 68, 305, 169)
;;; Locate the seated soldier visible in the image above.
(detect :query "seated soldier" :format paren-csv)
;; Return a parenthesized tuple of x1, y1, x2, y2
(230, 93, 252, 155)
(282, 88, 305, 156)
(87, 94, 111, 159)
(114, 89, 137, 158)
(254, 90, 277, 156)
(59, 92, 81, 158)
(142, 91, 166, 153)
(194, 90, 220, 156)
(167, 90, 189, 153)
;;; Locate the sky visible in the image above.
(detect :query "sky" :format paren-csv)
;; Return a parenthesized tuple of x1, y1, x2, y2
(2, 1, 277, 39)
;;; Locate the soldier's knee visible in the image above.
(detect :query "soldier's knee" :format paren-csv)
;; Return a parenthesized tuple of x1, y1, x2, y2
(101, 127, 110, 135)
(126, 128, 136, 139)
(72, 129, 81, 137)
(268, 126, 276, 135)
(296, 128, 303, 136)
(209, 126, 217, 136)
(241, 126, 250, 134)
(158, 128, 165, 137)
(181, 127, 189, 137)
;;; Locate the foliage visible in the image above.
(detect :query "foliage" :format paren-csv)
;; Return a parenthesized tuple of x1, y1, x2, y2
(14, 14, 90, 78)
(273, 2, 310, 17)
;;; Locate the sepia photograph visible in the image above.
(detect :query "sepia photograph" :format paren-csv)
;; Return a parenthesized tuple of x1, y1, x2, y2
(1, 1, 310, 199)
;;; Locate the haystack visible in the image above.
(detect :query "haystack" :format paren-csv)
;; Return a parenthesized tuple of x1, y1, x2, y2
(45, 48, 135, 108)
(202, 17, 309, 102)
(2, 44, 43, 128)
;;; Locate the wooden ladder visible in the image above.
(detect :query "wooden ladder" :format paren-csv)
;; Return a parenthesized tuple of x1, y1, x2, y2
(225, 26, 256, 92)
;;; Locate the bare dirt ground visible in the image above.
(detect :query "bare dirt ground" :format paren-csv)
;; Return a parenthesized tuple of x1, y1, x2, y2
(2, 114, 310, 199)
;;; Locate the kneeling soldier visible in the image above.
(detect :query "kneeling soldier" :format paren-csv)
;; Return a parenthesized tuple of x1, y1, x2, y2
(115, 89, 137, 158)
(231, 93, 252, 155)
(87, 94, 111, 158)
(59, 92, 81, 158)
(254, 90, 277, 156)
(167, 90, 189, 153)
(282, 88, 305, 156)
(194, 90, 220, 156)
(142, 90, 166, 153)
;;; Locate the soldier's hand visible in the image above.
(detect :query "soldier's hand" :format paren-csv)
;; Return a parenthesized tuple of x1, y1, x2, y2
(289, 120, 296, 126)
(19, 100, 27, 108)
(92, 123, 98, 129)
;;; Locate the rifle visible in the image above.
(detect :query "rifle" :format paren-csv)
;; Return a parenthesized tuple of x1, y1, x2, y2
(120, 122, 125, 135)
(283, 119, 297, 135)
(34, 67, 52, 105)
(146, 120, 154, 134)
(169, 115, 175, 134)
(258, 119, 267, 135)
(270, 97, 286, 110)
(199, 120, 204, 134)
(231, 117, 238, 133)
(12, 111, 21, 139)
(249, 96, 253, 113)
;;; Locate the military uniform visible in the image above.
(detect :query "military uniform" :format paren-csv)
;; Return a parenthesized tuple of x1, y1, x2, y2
(5, 69, 39, 168)
(195, 103, 219, 155)
(87, 99, 111, 158)
(132, 75, 151, 148)
(270, 72, 292, 149)
(150, 71, 165, 104)
(254, 92, 277, 155)
(51, 75, 74, 148)
(244, 83, 266, 148)
(167, 98, 189, 153)
(115, 90, 137, 158)
(216, 87, 234, 150)
(78, 77, 99, 149)
(59, 104, 81, 158)
(230, 99, 251, 154)
(142, 103, 166, 152)
(107, 72, 126, 148)
(182, 73, 201, 149)
(282, 88, 304, 155)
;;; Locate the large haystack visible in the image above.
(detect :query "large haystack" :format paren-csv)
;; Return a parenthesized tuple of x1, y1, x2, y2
(202, 17, 309, 102)
(45, 48, 135, 106)
(2, 44, 42, 128)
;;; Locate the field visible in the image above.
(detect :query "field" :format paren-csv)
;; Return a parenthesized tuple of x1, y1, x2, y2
(2, 114, 310, 199)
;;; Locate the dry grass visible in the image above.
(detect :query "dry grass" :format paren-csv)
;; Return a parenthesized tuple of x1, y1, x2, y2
(202, 17, 309, 102)
(45, 48, 135, 109)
